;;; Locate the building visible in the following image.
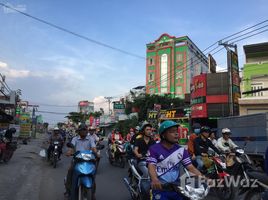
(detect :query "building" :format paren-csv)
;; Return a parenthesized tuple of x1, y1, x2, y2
(146, 34, 208, 99)
(239, 42, 268, 115)
(125, 85, 146, 102)
(78, 101, 94, 114)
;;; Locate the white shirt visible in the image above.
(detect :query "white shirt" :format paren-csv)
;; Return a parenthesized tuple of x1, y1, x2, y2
(217, 137, 238, 152)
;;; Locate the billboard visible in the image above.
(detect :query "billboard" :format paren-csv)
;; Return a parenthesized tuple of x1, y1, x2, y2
(191, 103, 207, 118)
(208, 54, 217, 73)
(190, 74, 207, 99)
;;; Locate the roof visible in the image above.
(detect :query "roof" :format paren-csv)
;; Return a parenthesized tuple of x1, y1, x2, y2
(244, 42, 268, 55)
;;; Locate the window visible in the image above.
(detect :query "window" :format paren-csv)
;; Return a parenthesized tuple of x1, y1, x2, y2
(148, 57, 154, 65)
(148, 73, 154, 82)
(251, 83, 263, 97)
(176, 53, 183, 62)
(160, 54, 168, 93)
(176, 70, 183, 80)
(176, 86, 182, 94)
(175, 41, 186, 46)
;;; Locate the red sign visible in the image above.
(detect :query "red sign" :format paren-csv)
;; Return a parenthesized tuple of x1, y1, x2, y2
(191, 103, 207, 118)
(190, 74, 207, 99)
(89, 116, 94, 126)
(79, 101, 89, 107)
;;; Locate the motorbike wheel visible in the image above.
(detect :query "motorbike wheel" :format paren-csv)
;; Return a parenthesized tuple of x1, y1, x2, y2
(53, 155, 57, 168)
(216, 180, 235, 200)
(3, 150, 14, 163)
(119, 156, 125, 168)
(78, 185, 94, 200)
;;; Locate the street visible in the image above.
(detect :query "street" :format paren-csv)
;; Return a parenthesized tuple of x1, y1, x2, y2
(0, 136, 239, 200)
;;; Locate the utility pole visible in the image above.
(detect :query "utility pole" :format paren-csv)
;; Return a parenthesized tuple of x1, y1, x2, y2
(104, 97, 113, 115)
(219, 41, 238, 116)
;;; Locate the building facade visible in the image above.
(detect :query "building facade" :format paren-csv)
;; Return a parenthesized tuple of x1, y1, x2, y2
(78, 101, 94, 114)
(239, 42, 268, 115)
(146, 34, 208, 99)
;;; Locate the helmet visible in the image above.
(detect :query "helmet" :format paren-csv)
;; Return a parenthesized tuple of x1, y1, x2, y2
(200, 126, 211, 134)
(88, 126, 96, 130)
(159, 120, 179, 135)
(53, 127, 60, 131)
(135, 126, 140, 131)
(78, 124, 87, 131)
(140, 121, 152, 132)
(222, 128, 231, 135)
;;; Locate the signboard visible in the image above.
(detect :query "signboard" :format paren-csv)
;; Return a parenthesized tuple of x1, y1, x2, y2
(148, 111, 158, 119)
(19, 112, 31, 138)
(190, 74, 207, 99)
(191, 103, 207, 118)
(228, 50, 240, 116)
(113, 102, 125, 109)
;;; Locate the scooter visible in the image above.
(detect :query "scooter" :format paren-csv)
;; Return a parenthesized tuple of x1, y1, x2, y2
(0, 134, 17, 163)
(107, 140, 126, 168)
(66, 143, 96, 200)
(49, 141, 61, 168)
(123, 158, 151, 200)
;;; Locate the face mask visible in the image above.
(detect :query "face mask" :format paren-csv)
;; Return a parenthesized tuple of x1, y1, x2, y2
(194, 129, 201, 134)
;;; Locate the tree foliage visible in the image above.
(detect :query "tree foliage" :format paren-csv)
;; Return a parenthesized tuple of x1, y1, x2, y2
(65, 111, 103, 124)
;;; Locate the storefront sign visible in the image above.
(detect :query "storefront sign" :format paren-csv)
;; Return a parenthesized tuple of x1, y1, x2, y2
(191, 103, 207, 118)
(190, 74, 207, 99)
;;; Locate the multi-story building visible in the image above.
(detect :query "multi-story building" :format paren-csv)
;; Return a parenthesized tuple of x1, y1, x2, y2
(146, 33, 208, 99)
(239, 42, 268, 115)
(78, 101, 94, 114)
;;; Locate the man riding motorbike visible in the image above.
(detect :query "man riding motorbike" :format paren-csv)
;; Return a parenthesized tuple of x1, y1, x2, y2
(133, 122, 155, 178)
(47, 127, 63, 161)
(125, 128, 135, 142)
(65, 124, 98, 198)
(147, 120, 204, 200)
(88, 126, 100, 144)
(193, 126, 221, 171)
(217, 128, 238, 153)
(187, 123, 201, 160)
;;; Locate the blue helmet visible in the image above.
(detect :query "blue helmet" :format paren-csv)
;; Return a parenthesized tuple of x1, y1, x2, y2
(159, 120, 179, 135)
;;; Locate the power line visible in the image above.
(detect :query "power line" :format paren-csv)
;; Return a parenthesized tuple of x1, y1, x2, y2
(232, 28, 268, 44)
(36, 110, 69, 115)
(0, 2, 145, 60)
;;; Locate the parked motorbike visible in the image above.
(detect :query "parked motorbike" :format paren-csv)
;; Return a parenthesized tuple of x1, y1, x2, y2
(225, 146, 268, 199)
(0, 133, 17, 163)
(66, 143, 97, 200)
(201, 151, 235, 200)
(123, 158, 150, 200)
(107, 140, 126, 168)
(49, 141, 61, 168)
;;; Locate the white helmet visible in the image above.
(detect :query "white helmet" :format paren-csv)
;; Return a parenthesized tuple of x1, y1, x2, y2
(53, 127, 60, 131)
(222, 128, 231, 134)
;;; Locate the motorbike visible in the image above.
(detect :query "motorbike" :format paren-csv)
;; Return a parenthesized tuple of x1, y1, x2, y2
(95, 137, 104, 172)
(49, 141, 61, 168)
(123, 158, 151, 200)
(0, 133, 17, 163)
(66, 143, 97, 200)
(200, 151, 235, 200)
(107, 140, 126, 168)
(225, 146, 268, 199)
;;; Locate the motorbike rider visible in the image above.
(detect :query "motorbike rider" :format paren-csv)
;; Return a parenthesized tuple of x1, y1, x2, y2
(88, 126, 100, 144)
(217, 128, 238, 153)
(187, 123, 201, 160)
(125, 128, 135, 142)
(130, 126, 141, 145)
(47, 127, 63, 161)
(147, 120, 204, 200)
(65, 124, 98, 198)
(133, 122, 155, 178)
(110, 129, 124, 159)
(193, 126, 221, 171)
(4, 128, 16, 142)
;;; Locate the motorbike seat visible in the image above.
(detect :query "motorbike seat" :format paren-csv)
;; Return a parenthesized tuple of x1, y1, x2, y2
(246, 169, 268, 185)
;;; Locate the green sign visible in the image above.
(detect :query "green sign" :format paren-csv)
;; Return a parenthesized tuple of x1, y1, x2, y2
(113, 103, 125, 109)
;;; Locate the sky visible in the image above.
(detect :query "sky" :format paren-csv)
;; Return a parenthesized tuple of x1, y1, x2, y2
(0, 0, 267, 125)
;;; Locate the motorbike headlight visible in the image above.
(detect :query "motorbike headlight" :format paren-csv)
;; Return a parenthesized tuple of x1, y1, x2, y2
(80, 153, 95, 161)
(236, 148, 244, 154)
(54, 146, 58, 149)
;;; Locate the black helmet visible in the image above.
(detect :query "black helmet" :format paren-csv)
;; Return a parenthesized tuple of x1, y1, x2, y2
(200, 126, 211, 134)
(192, 123, 201, 129)
(78, 124, 87, 131)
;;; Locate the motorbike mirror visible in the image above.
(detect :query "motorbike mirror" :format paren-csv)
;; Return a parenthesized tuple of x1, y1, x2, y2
(66, 142, 74, 148)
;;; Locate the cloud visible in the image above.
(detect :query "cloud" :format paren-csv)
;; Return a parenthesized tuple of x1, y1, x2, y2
(93, 96, 109, 114)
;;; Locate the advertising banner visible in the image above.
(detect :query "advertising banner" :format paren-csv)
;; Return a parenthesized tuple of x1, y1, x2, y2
(190, 74, 207, 99)
(191, 103, 207, 118)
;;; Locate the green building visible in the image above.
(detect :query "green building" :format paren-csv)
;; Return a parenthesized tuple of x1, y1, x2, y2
(239, 42, 268, 115)
(243, 42, 268, 97)
(146, 34, 208, 99)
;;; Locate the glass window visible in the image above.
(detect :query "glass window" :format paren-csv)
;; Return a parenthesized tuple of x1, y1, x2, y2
(160, 54, 168, 93)
(176, 54, 183, 62)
